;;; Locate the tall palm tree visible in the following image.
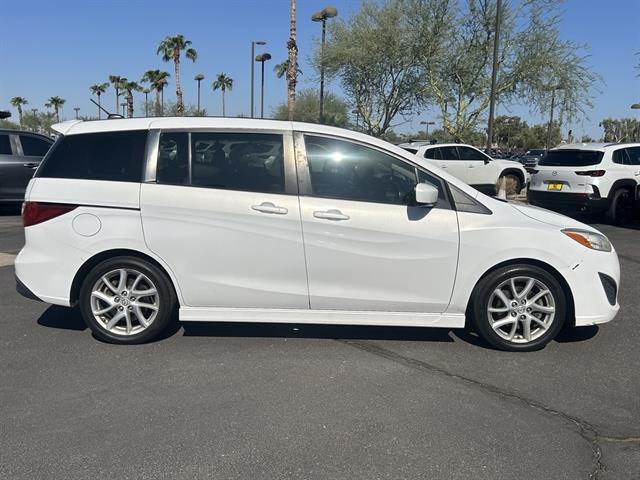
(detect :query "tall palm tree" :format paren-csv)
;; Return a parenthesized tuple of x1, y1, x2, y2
(89, 82, 109, 119)
(45, 96, 65, 122)
(274, 60, 302, 79)
(10, 96, 28, 124)
(141, 69, 170, 116)
(120, 80, 143, 118)
(286, 0, 299, 120)
(108, 75, 125, 112)
(212, 73, 233, 117)
(157, 35, 197, 116)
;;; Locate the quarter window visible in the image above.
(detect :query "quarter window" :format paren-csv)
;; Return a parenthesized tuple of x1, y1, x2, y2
(423, 147, 442, 160)
(304, 135, 420, 205)
(20, 135, 52, 157)
(612, 149, 630, 165)
(0, 134, 11, 155)
(625, 147, 640, 166)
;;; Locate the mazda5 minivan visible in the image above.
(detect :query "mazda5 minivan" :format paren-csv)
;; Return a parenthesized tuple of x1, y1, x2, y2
(15, 118, 620, 351)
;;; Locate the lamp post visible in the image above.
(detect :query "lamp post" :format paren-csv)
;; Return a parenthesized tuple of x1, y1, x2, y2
(250, 40, 266, 118)
(352, 109, 360, 130)
(73, 107, 80, 119)
(546, 85, 563, 150)
(194, 74, 205, 113)
(120, 102, 127, 117)
(632, 104, 640, 141)
(485, 0, 502, 154)
(143, 88, 151, 117)
(255, 53, 272, 119)
(312, 6, 338, 123)
(420, 120, 435, 140)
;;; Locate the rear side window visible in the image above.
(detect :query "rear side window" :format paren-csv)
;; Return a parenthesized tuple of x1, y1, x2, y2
(20, 135, 52, 157)
(38, 131, 147, 182)
(626, 147, 640, 166)
(423, 147, 442, 160)
(458, 146, 487, 161)
(612, 149, 630, 165)
(0, 134, 11, 155)
(538, 150, 604, 167)
(437, 146, 460, 160)
(157, 132, 189, 185)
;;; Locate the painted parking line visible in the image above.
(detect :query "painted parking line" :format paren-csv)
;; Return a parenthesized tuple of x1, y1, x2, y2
(0, 253, 16, 267)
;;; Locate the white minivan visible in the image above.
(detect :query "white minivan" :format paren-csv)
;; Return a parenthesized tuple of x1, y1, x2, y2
(15, 118, 620, 351)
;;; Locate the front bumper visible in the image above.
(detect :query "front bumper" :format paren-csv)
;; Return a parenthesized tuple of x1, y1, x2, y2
(528, 190, 609, 213)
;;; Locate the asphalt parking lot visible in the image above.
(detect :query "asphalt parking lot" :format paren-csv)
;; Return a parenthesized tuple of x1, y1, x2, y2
(1, 209, 638, 480)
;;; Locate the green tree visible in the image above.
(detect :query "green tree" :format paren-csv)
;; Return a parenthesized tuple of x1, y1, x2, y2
(45, 96, 65, 122)
(274, 59, 302, 79)
(108, 75, 125, 113)
(493, 116, 529, 151)
(120, 80, 143, 118)
(520, 122, 561, 150)
(426, 0, 598, 141)
(321, 0, 447, 137)
(89, 83, 110, 119)
(212, 73, 233, 117)
(272, 88, 350, 127)
(141, 70, 170, 116)
(157, 34, 197, 116)
(10, 96, 28, 124)
(601, 118, 640, 142)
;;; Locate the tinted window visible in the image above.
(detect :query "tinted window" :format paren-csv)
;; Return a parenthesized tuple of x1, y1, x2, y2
(625, 147, 640, 166)
(20, 135, 52, 157)
(612, 149, 630, 165)
(0, 134, 11, 155)
(191, 132, 285, 193)
(538, 150, 603, 167)
(304, 135, 418, 205)
(157, 132, 189, 185)
(38, 131, 147, 182)
(423, 147, 442, 160)
(458, 146, 487, 161)
(437, 146, 460, 160)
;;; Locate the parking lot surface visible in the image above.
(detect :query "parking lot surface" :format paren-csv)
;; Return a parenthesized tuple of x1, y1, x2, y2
(1, 212, 638, 479)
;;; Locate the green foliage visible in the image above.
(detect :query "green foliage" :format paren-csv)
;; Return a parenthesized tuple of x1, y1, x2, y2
(272, 88, 350, 127)
(0, 119, 20, 130)
(138, 100, 206, 117)
(18, 111, 57, 135)
(157, 34, 197, 62)
(601, 118, 640, 142)
(274, 60, 302, 79)
(212, 73, 233, 92)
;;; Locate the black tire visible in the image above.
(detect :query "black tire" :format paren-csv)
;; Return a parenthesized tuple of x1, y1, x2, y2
(604, 188, 634, 225)
(471, 264, 566, 352)
(79, 256, 177, 344)
(499, 173, 522, 196)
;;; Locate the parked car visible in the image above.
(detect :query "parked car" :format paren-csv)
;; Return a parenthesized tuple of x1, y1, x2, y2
(528, 143, 640, 224)
(399, 142, 528, 195)
(16, 118, 619, 351)
(519, 149, 546, 171)
(0, 129, 54, 204)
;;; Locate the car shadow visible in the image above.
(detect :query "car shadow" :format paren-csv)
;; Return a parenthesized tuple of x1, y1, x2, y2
(37, 305, 87, 331)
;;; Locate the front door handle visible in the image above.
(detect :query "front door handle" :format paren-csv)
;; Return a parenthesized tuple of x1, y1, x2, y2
(23, 163, 38, 169)
(251, 202, 288, 215)
(313, 209, 350, 221)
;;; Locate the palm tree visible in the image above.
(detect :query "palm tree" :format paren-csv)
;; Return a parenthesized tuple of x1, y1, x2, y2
(120, 80, 143, 118)
(212, 73, 233, 117)
(108, 75, 125, 112)
(10, 97, 28, 124)
(141, 69, 170, 116)
(89, 82, 109, 119)
(45, 96, 65, 122)
(286, 0, 299, 120)
(274, 60, 302, 79)
(157, 35, 197, 116)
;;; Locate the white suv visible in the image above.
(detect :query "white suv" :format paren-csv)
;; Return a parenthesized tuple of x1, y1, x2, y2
(15, 118, 619, 351)
(528, 143, 640, 224)
(399, 142, 528, 195)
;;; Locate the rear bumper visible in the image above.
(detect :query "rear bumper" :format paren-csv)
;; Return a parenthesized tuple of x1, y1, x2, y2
(15, 274, 43, 302)
(528, 190, 609, 213)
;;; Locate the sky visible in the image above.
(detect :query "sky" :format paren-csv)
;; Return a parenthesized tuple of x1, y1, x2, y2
(1, 0, 639, 139)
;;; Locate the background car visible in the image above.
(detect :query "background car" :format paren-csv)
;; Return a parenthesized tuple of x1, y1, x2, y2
(519, 149, 546, 171)
(399, 142, 528, 196)
(0, 129, 54, 204)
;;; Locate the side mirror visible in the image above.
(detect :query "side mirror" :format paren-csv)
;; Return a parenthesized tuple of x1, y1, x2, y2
(415, 182, 439, 207)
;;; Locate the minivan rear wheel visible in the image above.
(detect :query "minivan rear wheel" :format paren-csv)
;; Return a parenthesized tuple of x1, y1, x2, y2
(472, 265, 566, 351)
(79, 256, 177, 344)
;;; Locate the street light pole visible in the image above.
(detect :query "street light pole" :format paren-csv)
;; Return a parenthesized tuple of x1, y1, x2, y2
(485, 0, 502, 154)
(143, 88, 150, 117)
(312, 7, 338, 124)
(194, 74, 205, 113)
(255, 53, 272, 119)
(120, 103, 127, 117)
(631, 104, 640, 141)
(251, 41, 266, 118)
(546, 85, 562, 150)
(352, 109, 360, 130)
(420, 120, 435, 140)
(73, 107, 80, 119)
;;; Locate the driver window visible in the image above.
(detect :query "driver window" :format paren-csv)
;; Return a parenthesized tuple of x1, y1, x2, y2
(303, 135, 418, 205)
(458, 146, 487, 161)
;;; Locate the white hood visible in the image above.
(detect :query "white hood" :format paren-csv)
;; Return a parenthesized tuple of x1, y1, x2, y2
(509, 202, 601, 232)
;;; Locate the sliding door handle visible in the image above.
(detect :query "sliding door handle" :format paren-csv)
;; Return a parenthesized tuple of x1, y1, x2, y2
(252, 202, 288, 215)
(313, 209, 350, 221)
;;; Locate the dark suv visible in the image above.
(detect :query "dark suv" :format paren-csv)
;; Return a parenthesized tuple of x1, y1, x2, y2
(0, 129, 54, 204)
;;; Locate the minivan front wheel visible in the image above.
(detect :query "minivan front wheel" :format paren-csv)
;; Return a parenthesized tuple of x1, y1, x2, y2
(472, 265, 566, 351)
(79, 256, 177, 344)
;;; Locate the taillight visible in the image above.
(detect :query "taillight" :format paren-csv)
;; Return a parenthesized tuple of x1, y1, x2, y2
(22, 201, 78, 227)
(575, 170, 605, 177)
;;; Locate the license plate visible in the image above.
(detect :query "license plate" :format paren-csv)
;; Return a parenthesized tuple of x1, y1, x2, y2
(547, 182, 563, 191)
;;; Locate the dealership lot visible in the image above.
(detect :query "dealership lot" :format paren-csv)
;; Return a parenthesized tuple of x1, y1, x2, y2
(1, 212, 638, 479)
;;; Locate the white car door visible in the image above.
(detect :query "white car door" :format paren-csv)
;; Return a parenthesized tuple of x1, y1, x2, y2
(140, 129, 309, 308)
(457, 145, 498, 188)
(296, 133, 459, 313)
(423, 145, 472, 184)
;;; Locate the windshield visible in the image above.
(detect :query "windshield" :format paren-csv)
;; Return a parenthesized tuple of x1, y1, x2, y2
(538, 150, 604, 167)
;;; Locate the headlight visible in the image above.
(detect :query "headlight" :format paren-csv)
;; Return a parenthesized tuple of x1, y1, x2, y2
(562, 229, 612, 252)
